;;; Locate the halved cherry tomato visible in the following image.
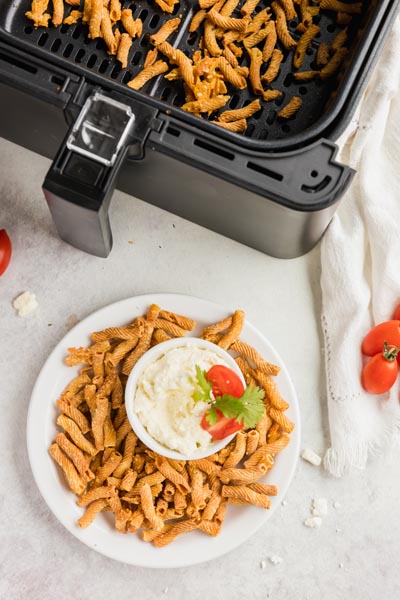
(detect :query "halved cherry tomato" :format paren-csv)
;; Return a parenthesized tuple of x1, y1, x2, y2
(0, 229, 12, 276)
(206, 365, 245, 399)
(393, 304, 400, 321)
(361, 343, 400, 394)
(200, 409, 243, 440)
(361, 321, 400, 356)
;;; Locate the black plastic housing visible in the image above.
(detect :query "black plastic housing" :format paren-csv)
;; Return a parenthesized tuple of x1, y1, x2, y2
(0, 0, 399, 257)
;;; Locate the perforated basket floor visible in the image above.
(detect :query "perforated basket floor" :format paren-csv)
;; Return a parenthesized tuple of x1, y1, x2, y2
(1, 0, 366, 141)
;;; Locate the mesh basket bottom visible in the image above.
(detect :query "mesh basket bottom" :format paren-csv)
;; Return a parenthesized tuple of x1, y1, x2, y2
(2, 0, 366, 141)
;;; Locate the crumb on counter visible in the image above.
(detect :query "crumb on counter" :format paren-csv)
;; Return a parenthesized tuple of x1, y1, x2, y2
(311, 498, 328, 517)
(12, 291, 38, 316)
(260, 560, 267, 570)
(269, 555, 283, 566)
(304, 516, 322, 529)
(64, 314, 80, 330)
(301, 448, 322, 466)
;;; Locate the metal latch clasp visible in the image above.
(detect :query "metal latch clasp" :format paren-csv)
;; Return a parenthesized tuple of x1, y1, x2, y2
(66, 92, 135, 167)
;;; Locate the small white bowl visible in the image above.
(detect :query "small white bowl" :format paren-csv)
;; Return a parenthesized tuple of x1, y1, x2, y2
(124, 337, 246, 461)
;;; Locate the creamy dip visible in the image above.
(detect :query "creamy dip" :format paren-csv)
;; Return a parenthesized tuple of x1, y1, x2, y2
(134, 346, 230, 456)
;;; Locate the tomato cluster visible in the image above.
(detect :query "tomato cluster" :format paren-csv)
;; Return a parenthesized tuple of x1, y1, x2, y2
(361, 306, 400, 395)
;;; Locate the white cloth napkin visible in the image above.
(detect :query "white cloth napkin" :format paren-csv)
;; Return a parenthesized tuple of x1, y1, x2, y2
(321, 17, 400, 477)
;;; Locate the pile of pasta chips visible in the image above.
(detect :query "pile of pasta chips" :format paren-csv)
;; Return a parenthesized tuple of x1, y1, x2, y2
(49, 304, 295, 546)
(26, 0, 365, 135)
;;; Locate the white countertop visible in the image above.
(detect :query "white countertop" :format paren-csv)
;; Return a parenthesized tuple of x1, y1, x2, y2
(1, 137, 399, 600)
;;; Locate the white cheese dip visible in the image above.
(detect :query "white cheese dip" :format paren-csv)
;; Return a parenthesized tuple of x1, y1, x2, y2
(134, 346, 230, 456)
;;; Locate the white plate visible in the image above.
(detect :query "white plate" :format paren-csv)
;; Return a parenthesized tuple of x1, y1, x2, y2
(27, 293, 300, 568)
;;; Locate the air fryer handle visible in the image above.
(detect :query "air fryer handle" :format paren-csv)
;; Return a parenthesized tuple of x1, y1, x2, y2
(43, 141, 126, 258)
(43, 91, 139, 257)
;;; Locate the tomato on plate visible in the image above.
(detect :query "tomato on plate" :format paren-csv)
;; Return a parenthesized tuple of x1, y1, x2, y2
(0, 229, 12, 276)
(200, 409, 244, 440)
(361, 342, 400, 394)
(205, 365, 245, 399)
(200, 365, 245, 440)
(361, 321, 400, 356)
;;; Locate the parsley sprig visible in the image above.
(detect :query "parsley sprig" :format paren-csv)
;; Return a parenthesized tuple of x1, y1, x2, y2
(193, 365, 212, 402)
(194, 365, 265, 428)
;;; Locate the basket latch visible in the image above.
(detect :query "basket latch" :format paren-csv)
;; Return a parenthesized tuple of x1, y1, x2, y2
(66, 92, 135, 168)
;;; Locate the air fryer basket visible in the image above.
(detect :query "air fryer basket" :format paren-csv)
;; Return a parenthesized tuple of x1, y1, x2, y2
(0, 0, 398, 257)
(0, 0, 392, 147)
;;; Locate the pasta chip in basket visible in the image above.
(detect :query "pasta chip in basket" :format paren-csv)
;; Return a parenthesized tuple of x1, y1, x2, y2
(26, 0, 363, 135)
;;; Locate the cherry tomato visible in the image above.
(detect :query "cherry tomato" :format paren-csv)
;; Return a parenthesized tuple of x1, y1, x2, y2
(361, 343, 399, 394)
(206, 365, 245, 399)
(0, 229, 12, 276)
(393, 304, 400, 321)
(200, 409, 244, 440)
(392, 308, 400, 363)
(361, 321, 400, 356)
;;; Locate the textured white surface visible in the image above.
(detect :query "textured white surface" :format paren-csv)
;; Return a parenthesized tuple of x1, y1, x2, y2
(1, 138, 399, 599)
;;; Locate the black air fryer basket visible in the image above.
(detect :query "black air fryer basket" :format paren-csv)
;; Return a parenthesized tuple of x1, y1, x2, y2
(0, 0, 399, 258)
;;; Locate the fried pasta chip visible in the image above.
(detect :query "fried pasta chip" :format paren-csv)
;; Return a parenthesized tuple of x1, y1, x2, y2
(293, 24, 320, 70)
(117, 33, 133, 68)
(150, 17, 181, 46)
(319, 0, 361, 14)
(182, 95, 230, 114)
(127, 60, 169, 90)
(219, 98, 261, 122)
(248, 47, 264, 96)
(63, 9, 82, 25)
(215, 119, 247, 132)
(261, 48, 284, 85)
(271, 1, 297, 49)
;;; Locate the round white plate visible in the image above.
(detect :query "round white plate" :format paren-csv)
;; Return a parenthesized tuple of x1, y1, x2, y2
(27, 293, 300, 568)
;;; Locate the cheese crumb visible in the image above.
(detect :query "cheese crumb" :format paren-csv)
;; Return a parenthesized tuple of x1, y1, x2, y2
(311, 498, 328, 517)
(12, 291, 38, 316)
(281, 500, 288, 506)
(260, 560, 267, 570)
(333, 501, 342, 509)
(269, 555, 283, 566)
(301, 448, 321, 466)
(339, 563, 344, 569)
(304, 516, 322, 529)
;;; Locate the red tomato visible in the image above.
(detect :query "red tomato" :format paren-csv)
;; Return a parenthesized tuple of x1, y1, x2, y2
(391, 309, 400, 364)
(0, 229, 12, 276)
(200, 409, 243, 440)
(361, 321, 400, 356)
(206, 365, 244, 399)
(361, 345, 399, 394)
